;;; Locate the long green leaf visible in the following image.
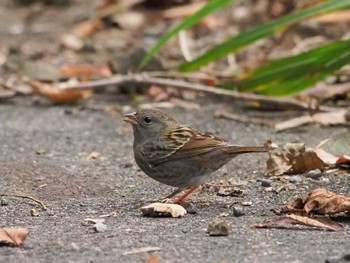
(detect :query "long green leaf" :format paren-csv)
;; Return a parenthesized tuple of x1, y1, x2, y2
(179, 0, 350, 72)
(139, 0, 235, 69)
(234, 40, 350, 96)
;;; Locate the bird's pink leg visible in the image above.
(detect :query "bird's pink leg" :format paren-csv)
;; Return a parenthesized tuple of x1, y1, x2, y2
(164, 188, 183, 199)
(170, 186, 199, 205)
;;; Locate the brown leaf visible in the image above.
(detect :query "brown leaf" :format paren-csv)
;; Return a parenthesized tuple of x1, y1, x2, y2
(266, 143, 326, 176)
(145, 255, 160, 263)
(72, 19, 105, 38)
(25, 78, 92, 104)
(0, 228, 29, 247)
(252, 215, 343, 231)
(281, 188, 350, 215)
(336, 155, 350, 166)
(59, 65, 112, 80)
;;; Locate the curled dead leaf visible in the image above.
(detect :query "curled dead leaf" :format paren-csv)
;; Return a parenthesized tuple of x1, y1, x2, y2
(281, 188, 350, 215)
(0, 227, 29, 247)
(266, 143, 326, 176)
(252, 214, 343, 232)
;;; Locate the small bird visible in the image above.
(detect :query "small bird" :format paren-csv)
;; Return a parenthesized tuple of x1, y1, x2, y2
(123, 109, 269, 204)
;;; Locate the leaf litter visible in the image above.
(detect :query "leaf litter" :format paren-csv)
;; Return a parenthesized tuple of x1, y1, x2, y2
(265, 135, 350, 177)
(253, 188, 350, 232)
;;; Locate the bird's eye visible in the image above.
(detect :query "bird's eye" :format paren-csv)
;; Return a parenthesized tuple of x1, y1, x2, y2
(144, 116, 152, 124)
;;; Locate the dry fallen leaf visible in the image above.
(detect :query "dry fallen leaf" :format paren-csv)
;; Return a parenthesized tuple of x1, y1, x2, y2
(59, 65, 112, 80)
(252, 214, 343, 232)
(25, 78, 92, 104)
(145, 255, 161, 263)
(0, 227, 29, 247)
(140, 203, 187, 218)
(281, 188, 350, 215)
(266, 143, 326, 176)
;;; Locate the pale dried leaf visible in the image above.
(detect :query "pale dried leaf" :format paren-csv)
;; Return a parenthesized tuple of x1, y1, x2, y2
(287, 214, 343, 231)
(140, 203, 187, 218)
(312, 110, 348, 126)
(0, 227, 29, 247)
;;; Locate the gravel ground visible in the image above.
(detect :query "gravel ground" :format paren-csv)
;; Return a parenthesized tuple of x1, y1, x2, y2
(1, 96, 349, 263)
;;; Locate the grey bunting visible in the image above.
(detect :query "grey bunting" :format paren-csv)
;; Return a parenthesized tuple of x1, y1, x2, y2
(123, 109, 269, 204)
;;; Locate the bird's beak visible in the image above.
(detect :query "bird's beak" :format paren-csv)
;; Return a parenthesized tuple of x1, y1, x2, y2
(123, 112, 138, 125)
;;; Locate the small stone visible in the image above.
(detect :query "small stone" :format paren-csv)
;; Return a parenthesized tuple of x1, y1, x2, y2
(120, 163, 133, 169)
(232, 206, 245, 217)
(30, 209, 40, 217)
(241, 201, 252, 206)
(264, 187, 275, 192)
(0, 198, 9, 206)
(219, 212, 229, 217)
(94, 222, 108, 233)
(207, 218, 232, 236)
(325, 254, 350, 263)
(36, 149, 48, 155)
(184, 204, 198, 214)
(217, 186, 243, 197)
(260, 179, 272, 187)
(306, 169, 322, 179)
(288, 175, 303, 184)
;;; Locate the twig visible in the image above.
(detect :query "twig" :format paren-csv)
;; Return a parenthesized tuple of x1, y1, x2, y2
(122, 247, 161, 256)
(0, 193, 48, 210)
(215, 109, 276, 127)
(61, 73, 335, 112)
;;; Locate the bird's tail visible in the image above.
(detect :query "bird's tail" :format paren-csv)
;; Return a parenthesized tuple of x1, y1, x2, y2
(224, 145, 271, 154)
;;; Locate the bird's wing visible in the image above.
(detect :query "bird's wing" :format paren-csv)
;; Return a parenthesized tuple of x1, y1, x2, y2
(140, 125, 228, 163)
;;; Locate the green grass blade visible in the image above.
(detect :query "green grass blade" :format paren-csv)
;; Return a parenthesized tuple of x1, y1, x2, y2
(179, 0, 350, 71)
(233, 40, 350, 96)
(139, 0, 235, 69)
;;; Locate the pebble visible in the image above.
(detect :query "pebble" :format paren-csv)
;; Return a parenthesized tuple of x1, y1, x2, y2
(306, 169, 322, 179)
(94, 222, 108, 233)
(325, 254, 350, 263)
(260, 179, 272, 187)
(207, 218, 232, 236)
(0, 198, 9, 206)
(30, 209, 40, 217)
(288, 175, 303, 184)
(241, 201, 252, 206)
(232, 206, 245, 217)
